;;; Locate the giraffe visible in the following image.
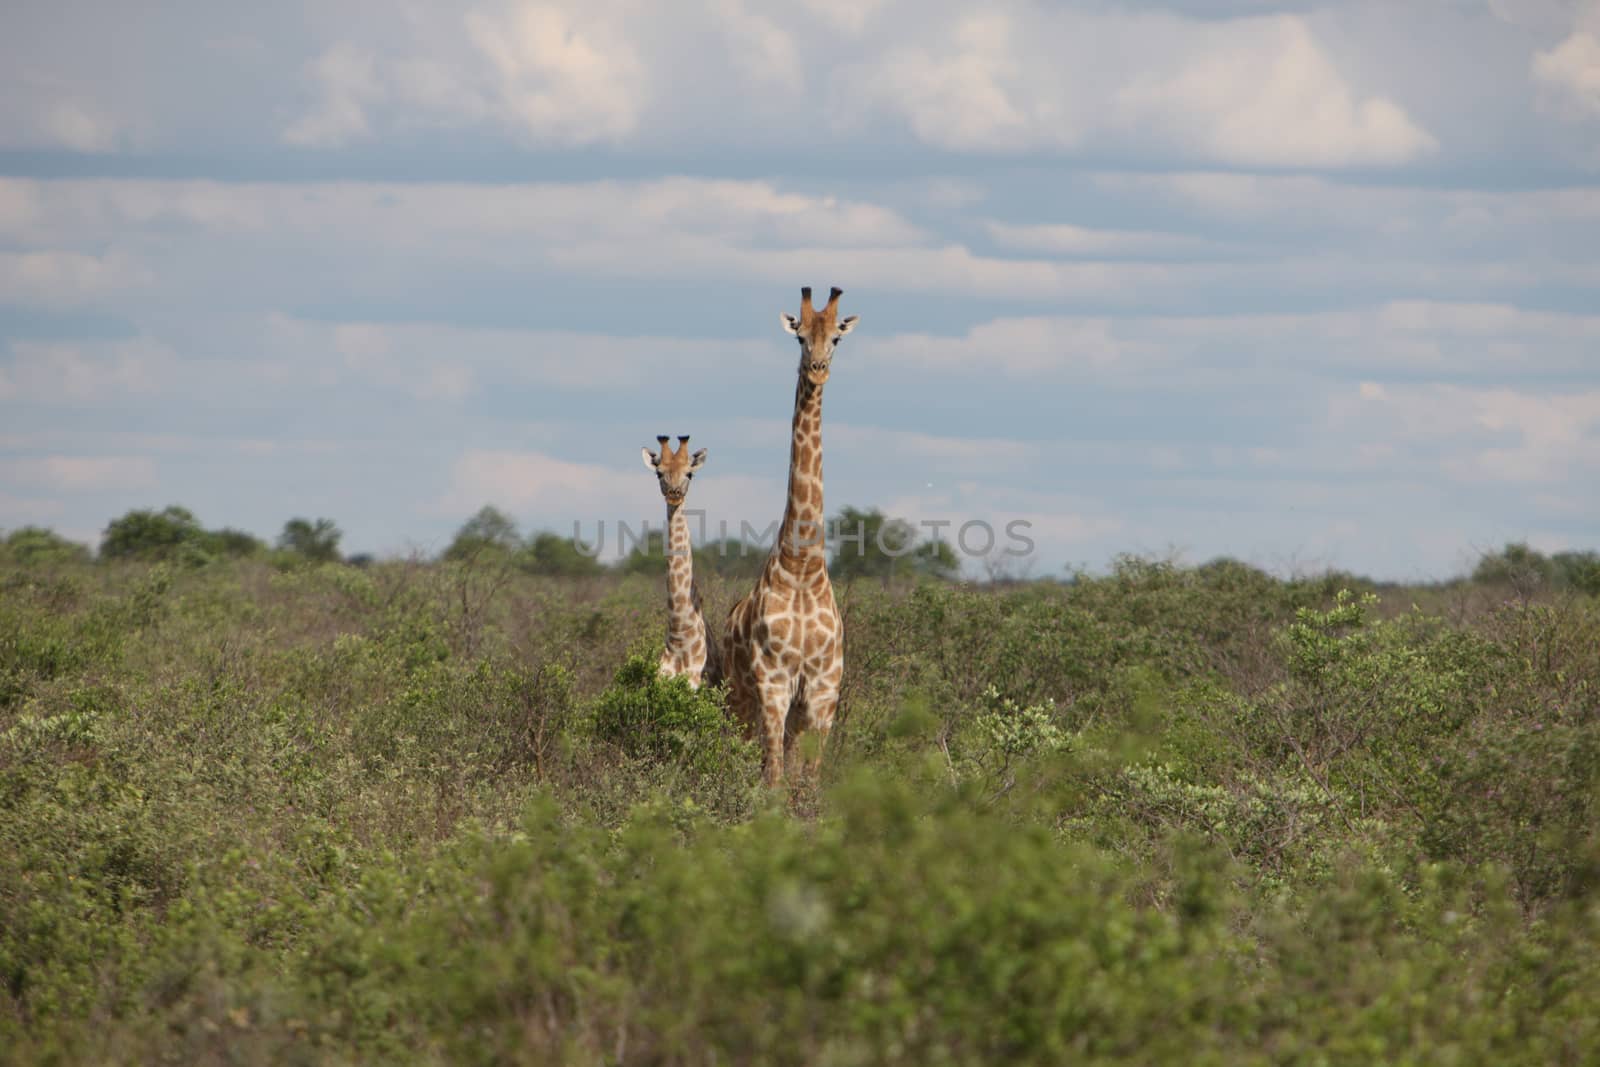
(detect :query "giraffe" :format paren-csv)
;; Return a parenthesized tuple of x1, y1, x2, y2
(641, 434, 721, 689)
(722, 286, 858, 786)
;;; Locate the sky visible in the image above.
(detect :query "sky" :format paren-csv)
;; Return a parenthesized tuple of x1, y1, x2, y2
(1, 0, 1598, 581)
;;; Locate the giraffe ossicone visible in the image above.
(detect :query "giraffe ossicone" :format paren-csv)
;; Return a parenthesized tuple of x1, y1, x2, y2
(643, 433, 719, 689)
(722, 285, 858, 786)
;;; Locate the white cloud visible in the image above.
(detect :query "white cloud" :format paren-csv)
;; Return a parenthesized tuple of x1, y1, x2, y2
(2, 337, 177, 402)
(1112, 16, 1436, 166)
(844, 8, 1434, 166)
(861, 300, 1600, 382)
(713, 0, 803, 93)
(43, 100, 118, 152)
(283, 45, 381, 147)
(1334, 381, 1600, 485)
(0, 249, 150, 308)
(1, 455, 158, 492)
(466, 2, 644, 144)
(267, 315, 777, 398)
(985, 220, 1225, 258)
(865, 317, 1135, 378)
(1533, 31, 1600, 118)
(795, 0, 887, 36)
(727, 417, 1037, 472)
(859, 13, 1044, 152)
(285, 2, 647, 148)
(1091, 171, 1600, 257)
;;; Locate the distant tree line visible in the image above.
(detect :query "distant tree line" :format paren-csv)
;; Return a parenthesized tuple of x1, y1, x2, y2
(3, 506, 1597, 595)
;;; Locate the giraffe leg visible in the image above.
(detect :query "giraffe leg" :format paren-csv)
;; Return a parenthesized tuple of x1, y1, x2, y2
(798, 682, 839, 784)
(751, 666, 795, 787)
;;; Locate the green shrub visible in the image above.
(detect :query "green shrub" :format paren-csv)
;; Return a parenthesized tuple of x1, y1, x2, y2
(0, 527, 92, 567)
(100, 505, 206, 562)
(4, 552, 1600, 1063)
(588, 653, 748, 775)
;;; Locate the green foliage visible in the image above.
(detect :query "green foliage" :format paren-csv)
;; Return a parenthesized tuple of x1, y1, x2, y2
(694, 537, 768, 580)
(522, 530, 606, 577)
(444, 504, 522, 562)
(3, 550, 1600, 1063)
(199, 526, 265, 558)
(829, 505, 959, 583)
(1552, 550, 1600, 596)
(588, 652, 749, 775)
(615, 525, 672, 575)
(1475, 541, 1600, 596)
(276, 516, 342, 563)
(0, 527, 91, 567)
(98, 508, 264, 566)
(100, 505, 206, 562)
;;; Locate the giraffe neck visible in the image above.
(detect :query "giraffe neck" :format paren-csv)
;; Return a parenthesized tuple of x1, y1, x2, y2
(775, 374, 826, 566)
(664, 501, 698, 643)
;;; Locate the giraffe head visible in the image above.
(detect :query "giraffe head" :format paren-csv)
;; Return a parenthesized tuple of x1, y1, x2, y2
(780, 286, 858, 387)
(641, 434, 707, 506)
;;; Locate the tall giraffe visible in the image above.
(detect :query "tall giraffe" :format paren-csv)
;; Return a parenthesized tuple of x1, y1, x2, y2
(642, 434, 720, 688)
(722, 286, 858, 786)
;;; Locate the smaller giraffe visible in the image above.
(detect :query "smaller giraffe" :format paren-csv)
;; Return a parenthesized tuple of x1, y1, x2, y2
(642, 434, 721, 688)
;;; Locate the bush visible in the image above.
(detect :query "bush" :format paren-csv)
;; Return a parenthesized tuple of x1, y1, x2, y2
(4, 550, 1600, 1062)
(444, 505, 522, 562)
(0, 527, 91, 567)
(100, 505, 206, 562)
(276, 517, 342, 563)
(587, 653, 748, 775)
(522, 530, 606, 577)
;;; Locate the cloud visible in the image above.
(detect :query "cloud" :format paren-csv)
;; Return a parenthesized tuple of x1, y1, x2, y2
(1534, 31, 1600, 118)
(466, 2, 644, 144)
(283, 45, 381, 147)
(1334, 382, 1600, 486)
(712, 0, 803, 94)
(1, 455, 158, 492)
(42, 100, 118, 152)
(865, 317, 1134, 378)
(844, 8, 1434, 166)
(1090, 171, 1600, 263)
(795, 0, 888, 36)
(6, 169, 1595, 323)
(1111, 16, 1436, 166)
(727, 418, 1037, 472)
(857, 13, 1042, 152)
(284, 2, 647, 148)
(2, 337, 178, 402)
(984, 220, 1227, 258)
(862, 301, 1600, 383)
(265, 315, 770, 398)
(0, 249, 150, 308)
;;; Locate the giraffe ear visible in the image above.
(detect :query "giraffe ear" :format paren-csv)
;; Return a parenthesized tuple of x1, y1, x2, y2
(836, 314, 859, 336)
(780, 313, 801, 336)
(689, 448, 708, 472)
(641, 447, 659, 471)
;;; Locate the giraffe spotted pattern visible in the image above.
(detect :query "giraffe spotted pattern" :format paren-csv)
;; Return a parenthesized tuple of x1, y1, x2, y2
(722, 287, 858, 786)
(642, 435, 720, 689)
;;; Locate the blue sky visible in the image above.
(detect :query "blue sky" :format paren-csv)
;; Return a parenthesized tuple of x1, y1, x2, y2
(2, 0, 1598, 580)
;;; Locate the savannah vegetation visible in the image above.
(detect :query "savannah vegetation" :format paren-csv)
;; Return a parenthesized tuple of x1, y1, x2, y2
(2, 507, 1598, 1063)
